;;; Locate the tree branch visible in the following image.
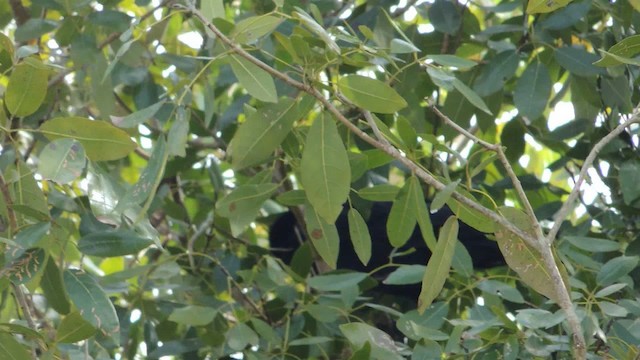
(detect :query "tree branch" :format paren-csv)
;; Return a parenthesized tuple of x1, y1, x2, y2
(178, 4, 587, 357)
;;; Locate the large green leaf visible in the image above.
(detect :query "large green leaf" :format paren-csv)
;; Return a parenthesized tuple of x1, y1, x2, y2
(169, 305, 217, 326)
(300, 113, 351, 224)
(473, 50, 519, 96)
(338, 75, 407, 114)
(41, 259, 71, 315)
(167, 107, 190, 157)
(514, 61, 552, 120)
(418, 217, 458, 313)
(113, 100, 165, 128)
(293, 8, 340, 54)
(56, 311, 97, 343)
(216, 184, 278, 236)
(77, 229, 153, 257)
(228, 54, 277, 103)
(595, 35, 640, 67)
(428, 0, 461, 35)
(307, 272, 368, 291)
(304, 202, 339, 269)
(5, 57, 49, 117)
(0, 333, 30, 360)
(63, 269, 119, 344)
(451, 78, 492, 115)
(357, 184, 400, 201)
(232, 15, 283, 44)
(39, 117, 136, 161)
(596, 256, 639, 286)
(618, 160, 640, 205)
(37, 139, 86, 184)
(231, 96, 314, 170)
(554, 46, 604, 77)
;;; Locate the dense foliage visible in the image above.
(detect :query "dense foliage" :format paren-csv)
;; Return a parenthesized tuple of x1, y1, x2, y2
(1, 0, 640, 358)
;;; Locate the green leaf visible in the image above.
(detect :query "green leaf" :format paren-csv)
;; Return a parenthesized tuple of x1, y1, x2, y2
(39, 117, 136, 161)
(453, 79, 493, 115)
(418, 216, 457, 312)
(495, 207, 566, 302)
(596, 256, 639, 286)
(408, 176, 437, 251)
(276, 190, 306, 206)
(115, 136, 168, 212)
(555, 46, 604, 77)
(231, 96, 314, 170)
(216, 184, 278, 236)
(340, 323, 404, 360)
(5, 58, 49, 117)
(41, 259, 71, 315)
(477, 279, 525, 303)
(227, 323, 259, 351)
(14, 19, 58, 42)
(300, 113, 351, 223)
(201, 0, 225, 20)
(77, 229, 153, 257)
(56, 311, 97, 343)
(37, 139, 86, 184)
(232, 15, 283, 44)
(431, 180, 460, 211)
(358, 184, 400, 201)
(426, 66, 455, 90)
(167, 107, 190, 157)
(338, 75, 407, 114)
(473, 50, 519, 96)
(387, 179, 418, 247)
(595, 35, 640, 67)
(308, 272, 368, 291)
(113, 100, 165, 128)
(619, 160, 640, 205)
(384, 265, 426, 285)
(63, 269, 120, 343)
(169, 305, 217, 326)
(0, 333, 30, 360)
(427, 55, 477, 69)
(304, 202, 339, 269)
(390, 38, 420, 54)
(565, 236, 619, 252)
(7, 161, 50, 220)
(428, 0, 461, 35)
(229, 54, 277, 103)
(348, 209, 372, 266)
(293, 8, 340, 54)
(515, 309, 565, 328)
(526, 0, 573, 14)
(513, 61, 552, 119)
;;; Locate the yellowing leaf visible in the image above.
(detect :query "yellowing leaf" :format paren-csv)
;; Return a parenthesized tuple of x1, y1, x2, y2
(39, 117, 136, 161)
(338, 75, 407, 114)
(526, 0, 573, 14)
(495, 207, 569, 302)
(300, 113, 351, 224)
(5, 58, 49, 117)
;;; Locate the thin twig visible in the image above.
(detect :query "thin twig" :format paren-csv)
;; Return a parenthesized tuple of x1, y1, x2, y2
(547, 108, 640, 243)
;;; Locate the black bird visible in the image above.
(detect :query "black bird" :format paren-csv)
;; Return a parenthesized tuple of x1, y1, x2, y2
(269, 202, 506, 280)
